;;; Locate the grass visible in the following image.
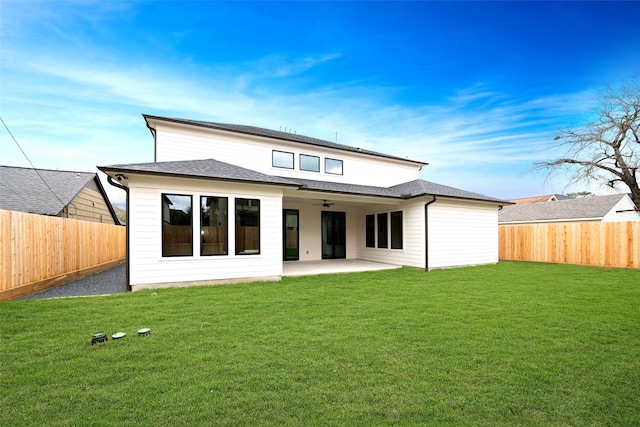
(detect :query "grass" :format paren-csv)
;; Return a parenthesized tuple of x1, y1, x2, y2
(1, 261, 639, 426)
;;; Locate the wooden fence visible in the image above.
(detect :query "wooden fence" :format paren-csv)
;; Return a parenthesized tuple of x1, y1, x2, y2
(0, 209, 126, 300)
(499, 221, 640, 269)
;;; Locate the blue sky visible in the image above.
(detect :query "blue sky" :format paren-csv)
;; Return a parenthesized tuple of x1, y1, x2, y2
(1, 1, 639, 202)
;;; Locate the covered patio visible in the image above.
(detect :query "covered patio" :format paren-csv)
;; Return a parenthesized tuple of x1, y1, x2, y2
(283, 259, 402, 277)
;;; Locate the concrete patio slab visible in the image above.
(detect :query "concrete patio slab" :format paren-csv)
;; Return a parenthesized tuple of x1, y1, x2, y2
(283, 259, 402, 277)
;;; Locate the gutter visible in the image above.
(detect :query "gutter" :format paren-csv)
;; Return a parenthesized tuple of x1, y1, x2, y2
(424, 196, 437, 272)
(106, 175, 131, 292)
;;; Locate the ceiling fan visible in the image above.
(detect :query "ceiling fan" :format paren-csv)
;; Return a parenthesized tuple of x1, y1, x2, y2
(313, 199, 335, 208)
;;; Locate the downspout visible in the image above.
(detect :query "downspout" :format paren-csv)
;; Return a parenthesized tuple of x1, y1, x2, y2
(424, 196, 437, 272)
(107, 175, 131, 292)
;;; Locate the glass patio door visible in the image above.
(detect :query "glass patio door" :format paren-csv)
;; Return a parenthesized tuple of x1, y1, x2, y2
(322, 211, 346, 259)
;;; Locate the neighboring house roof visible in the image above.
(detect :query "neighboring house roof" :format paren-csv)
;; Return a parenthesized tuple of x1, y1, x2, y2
(0, 165, 117, 221)
(499, 194, 632, 223)
(143, 114, 428, 167)
(509, 194, 571, 204)
(100, 158, 507, 204)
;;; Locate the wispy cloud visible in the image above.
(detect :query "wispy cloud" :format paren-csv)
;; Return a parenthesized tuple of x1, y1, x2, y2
(1, 0, 601, 202)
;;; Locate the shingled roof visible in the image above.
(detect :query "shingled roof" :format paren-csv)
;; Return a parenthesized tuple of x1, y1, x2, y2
(0, 165, 109, 216)
(99, 158, 299, 187)
(499, 194, 630, 223)
(100, 158, 506, 204)
(509, 194, 571, 204)
(143, 114, 428, 167)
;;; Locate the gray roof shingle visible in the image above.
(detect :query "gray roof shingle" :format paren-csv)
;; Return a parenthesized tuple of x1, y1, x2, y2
(498, 194, 629, 223)
(292, 177, 506, 203)
(100, 158, 506, 204)
(0, 165, 98, 215)
(98, 158, 299, 187)
(143, 114, 428, 166)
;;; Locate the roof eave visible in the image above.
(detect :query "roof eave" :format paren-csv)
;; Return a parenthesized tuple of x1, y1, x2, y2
(98, 166, 300, 189)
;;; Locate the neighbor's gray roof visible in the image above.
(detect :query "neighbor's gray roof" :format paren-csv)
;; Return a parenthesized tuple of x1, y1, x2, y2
(0, 165, 99, 215)
(143, 114, 428, 166)
(499, 194, 629, 223)
(98, 158, 299, 187)
(100, 158, 506, 204)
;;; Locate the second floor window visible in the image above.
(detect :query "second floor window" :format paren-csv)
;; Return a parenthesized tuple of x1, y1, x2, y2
(300, 154, 320, 172)
(273, 150, 294, 169)
(325, 158, 343, 175)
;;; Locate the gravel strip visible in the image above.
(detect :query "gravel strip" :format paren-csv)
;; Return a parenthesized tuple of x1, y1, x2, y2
(20, 265, 127, 300)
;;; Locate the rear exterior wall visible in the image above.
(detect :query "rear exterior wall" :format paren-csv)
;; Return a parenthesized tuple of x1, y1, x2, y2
(127, 174, 285, 288)
(428, 199, 499, 269)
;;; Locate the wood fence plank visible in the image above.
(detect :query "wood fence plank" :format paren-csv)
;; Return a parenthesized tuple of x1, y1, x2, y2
(499, 221, 639, 269)
(0, 210, 125, 294)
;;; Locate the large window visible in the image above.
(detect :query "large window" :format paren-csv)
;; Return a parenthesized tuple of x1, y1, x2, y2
(377, 212, 388, 248)
(272, 150, 294, 169)
(162, 194, 193, 257)
(235, 198, 260, 255)
(300, 154, 320, 172)
(200, 196, 228, 256)
(365, 214, 375, 248)
(390, 211, 403, 249)
(325, 158, 343, 175)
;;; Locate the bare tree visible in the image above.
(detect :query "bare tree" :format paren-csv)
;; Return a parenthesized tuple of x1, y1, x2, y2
(535, 77, 640, 207)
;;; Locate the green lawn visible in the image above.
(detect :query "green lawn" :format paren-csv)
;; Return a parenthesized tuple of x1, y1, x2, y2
(2, 261, 639, 426)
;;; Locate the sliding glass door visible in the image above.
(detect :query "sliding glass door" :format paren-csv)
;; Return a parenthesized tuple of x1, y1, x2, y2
(321, 211, 346, 259)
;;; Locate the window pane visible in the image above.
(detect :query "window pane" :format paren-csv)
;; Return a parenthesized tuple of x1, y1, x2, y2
(201, 196, 228, 256)
(236, 198, 260, 255)
(273, 150, 294, 169)
(391, 211, 403, 249)
(377, 212, 388, 248)
(365, 214, 375, 248)
(300, 154, 320, 172)
(162, 194, 192, 257)
(325, 158, 343, 175)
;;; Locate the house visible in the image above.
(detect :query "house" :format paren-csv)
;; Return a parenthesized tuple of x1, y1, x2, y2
(99, 115, 508, 290)
(509, 194, 571, 204)
(0, 165, 119, 225)
(499, 193, 640, 224)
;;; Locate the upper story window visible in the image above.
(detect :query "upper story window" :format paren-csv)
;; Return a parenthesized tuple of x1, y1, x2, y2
(162, 194, 193, 257)
(325, 158, 343, 175)
(300, 154, 320, 172)
(272, 150, 294, 169)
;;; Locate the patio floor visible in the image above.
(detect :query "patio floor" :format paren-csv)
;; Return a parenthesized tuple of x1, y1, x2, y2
(283, 259, 402, 277)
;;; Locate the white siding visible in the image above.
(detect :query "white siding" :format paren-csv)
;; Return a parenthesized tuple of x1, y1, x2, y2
(152, 122, 421, 187)
(428, 199, 499, 268)
(127, 174, 284, 288)
(356, 200, 425, 268)
(602, 195, 640, 222)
